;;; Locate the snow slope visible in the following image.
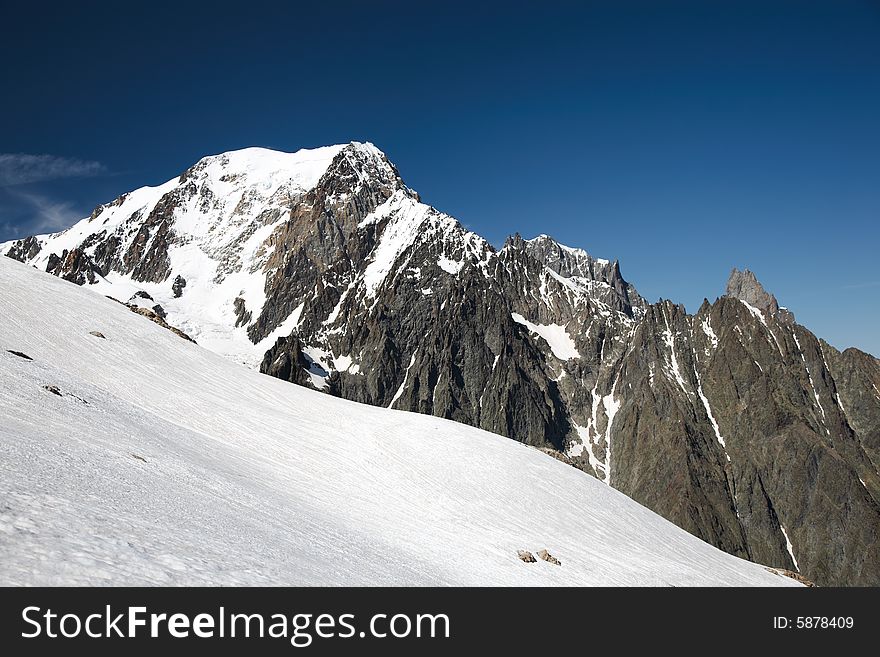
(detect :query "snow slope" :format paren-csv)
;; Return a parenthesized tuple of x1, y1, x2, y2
(511, 312, 580, 361)
(0, 144, 348, 367)
(0, 257, 797, 586)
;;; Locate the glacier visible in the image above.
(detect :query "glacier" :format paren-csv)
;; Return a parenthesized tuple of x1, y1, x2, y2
(0, 256, 797, 586)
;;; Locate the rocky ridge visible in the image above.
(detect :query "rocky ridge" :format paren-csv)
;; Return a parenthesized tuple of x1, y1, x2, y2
(4, 143, 878, 585)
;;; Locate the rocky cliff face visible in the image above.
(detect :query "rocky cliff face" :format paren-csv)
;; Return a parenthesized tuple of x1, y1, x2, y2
(606, 290, 879, 585)
(4, 143, 878, 585)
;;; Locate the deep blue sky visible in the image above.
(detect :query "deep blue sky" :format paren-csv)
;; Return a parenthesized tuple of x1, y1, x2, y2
(1, 1, 878, 354)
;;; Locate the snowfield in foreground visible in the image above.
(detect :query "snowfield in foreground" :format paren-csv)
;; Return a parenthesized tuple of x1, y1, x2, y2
(0, 258, 797, 586)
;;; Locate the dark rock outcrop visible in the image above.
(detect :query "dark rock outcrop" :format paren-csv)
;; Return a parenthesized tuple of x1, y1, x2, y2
(172, 275, 187, 298)
(233, 297, 252, 328)
(726, 267, 779, 314)
(127, 306, 196, 343)
(5, 142, 878, 585)
(5, 235, 42, 263)
(604, 293, 880, 584)
(46, 248, 103, 285)
(260, 335, 315, 388)
(517, 550, 537, 563)
(537, 549, 561, 565)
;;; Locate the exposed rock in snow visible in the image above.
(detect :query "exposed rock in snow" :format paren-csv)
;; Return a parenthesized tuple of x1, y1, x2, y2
(517, 550, 537, 564)
(0, 256, 799, 586)
(537, 549, 561, 566)
(3, 143, 878, 586)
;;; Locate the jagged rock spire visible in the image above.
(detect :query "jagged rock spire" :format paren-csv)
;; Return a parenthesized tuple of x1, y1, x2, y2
(725, 268, 779, 313)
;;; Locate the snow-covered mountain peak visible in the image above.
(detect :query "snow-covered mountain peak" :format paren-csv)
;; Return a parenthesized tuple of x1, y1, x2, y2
(356, 192, 493, 297)
(345, 140, 385, 158)
(169, 141, 407, 207)
(0, 254, 802, 586)
(3, 139, 641, 385)
(523, 233, 612, 273)
(179, 143, 347, 195)
(497, 232, 646, 319)
(314, 141, 418, 205)
(4, 144, 879, 587)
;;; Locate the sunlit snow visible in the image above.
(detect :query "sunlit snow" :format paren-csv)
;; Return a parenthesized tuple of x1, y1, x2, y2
(0, 258, 797, 586)
(511, 313, 580, 361)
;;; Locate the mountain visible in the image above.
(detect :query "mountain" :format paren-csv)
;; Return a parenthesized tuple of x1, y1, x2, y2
(4, 142, 878, 585)
(0, 255, 801, 586)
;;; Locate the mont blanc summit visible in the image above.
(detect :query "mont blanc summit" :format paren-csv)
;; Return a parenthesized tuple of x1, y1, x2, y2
(4, 142, 879, 586)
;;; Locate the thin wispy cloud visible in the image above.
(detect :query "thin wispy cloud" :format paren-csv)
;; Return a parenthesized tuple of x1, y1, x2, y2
(4, 189, 83, 235)
(0, 153, 106, 186)
(841, 280, 880, 290)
